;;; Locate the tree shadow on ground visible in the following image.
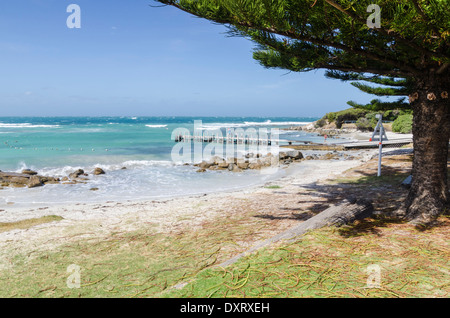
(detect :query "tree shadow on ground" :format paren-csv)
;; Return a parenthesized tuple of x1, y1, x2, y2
(253, 161, 414, 237)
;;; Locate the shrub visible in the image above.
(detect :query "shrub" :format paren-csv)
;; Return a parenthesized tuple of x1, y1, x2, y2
(392, 114, 413, 134)
(333, 108, 369, 128)
(355, 117, 374, 131)
(326, 112, 336, 122)
(315, 117, 327, 128)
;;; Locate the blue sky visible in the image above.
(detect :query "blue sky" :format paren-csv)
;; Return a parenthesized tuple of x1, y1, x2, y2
(0, 0, 377, 117)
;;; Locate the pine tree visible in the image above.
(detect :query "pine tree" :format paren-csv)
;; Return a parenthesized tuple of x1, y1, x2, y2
(156, 0, 450, 226)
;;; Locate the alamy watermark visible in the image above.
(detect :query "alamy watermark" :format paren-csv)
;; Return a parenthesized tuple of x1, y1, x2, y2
(66, 264, 81, 289)
(365, 264, 381, 288)
(171, 120, 280, 173)
(367, 4, 381, 29)
(66, 4, 81, 29)
(65, 3, 380, 30)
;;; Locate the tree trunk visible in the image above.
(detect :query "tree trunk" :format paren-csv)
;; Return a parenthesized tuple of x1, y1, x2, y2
(405, 72, 450, 226)
(219, 198, 373, 267)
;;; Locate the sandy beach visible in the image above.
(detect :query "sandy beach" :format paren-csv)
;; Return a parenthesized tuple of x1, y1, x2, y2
(0, 140, 382, 270)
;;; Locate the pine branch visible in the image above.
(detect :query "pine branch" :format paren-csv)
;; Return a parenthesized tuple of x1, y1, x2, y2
(325, 71, 409, 86)
(409, 0, 441, 37)
(350, 82, 410, 96)
(323, 0, 448, 63)
(347, 98, 410, 111)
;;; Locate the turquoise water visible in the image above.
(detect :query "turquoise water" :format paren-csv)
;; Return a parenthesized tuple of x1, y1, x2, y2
(0, 116, 319, 207)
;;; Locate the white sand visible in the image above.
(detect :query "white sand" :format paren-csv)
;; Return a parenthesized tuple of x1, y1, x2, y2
(0, 149, 381, 270)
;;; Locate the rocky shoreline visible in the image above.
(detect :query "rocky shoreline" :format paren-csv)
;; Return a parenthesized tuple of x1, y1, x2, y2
(193, 150, 305, 173)
(0, 167, 106, 189)
(193, 148, 359, 173)
(0, 148, 357, 190)
(284, 122, 359, 137)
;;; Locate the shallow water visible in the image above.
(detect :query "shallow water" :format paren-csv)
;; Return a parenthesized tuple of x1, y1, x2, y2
(0, 116, 323, 209)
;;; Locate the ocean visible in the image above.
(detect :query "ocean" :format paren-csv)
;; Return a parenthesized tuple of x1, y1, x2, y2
(0, 116, 321, 208)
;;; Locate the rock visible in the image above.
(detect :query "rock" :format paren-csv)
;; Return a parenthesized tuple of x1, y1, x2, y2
(227, 157, 239, 164)
(0, 172, 30, 184)
(69, 169, 84, 180)
(11, 183, 26, 188)
(21, 169, 38, 176)
(217, 161, 230, 169)
(61, 176, 69, 182)
(321, 152, 339, 160)
(260, 157, 272, 167)
(90, 187, 99, 191)
(10, 176, 29, 184)
(248, 162, 262, 170)
(237, 162, 249, 169)
(92, 167, 106, 175)
(198, 161, 212, 169)
(196, 168, 206, 173)
(27, 175, 43, 188)
(278, 152, 287, 160)
(210, 156, 225, 165)
(229, 164, 241, 172)
(285, 150, 304, 160)
(37, 176, 60, 184)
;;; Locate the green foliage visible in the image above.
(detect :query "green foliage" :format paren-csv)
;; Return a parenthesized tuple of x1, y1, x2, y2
(325, 108, 369, 128)
(325, 107, 410, 130)
(355, 117, 373, 131)
(392, 114, 413, 134)
(350, 82, 410, 96)
(326, 112, 336, 122)
(314, 117, 327, 128)
(383, 109, 412, 121)
(347, 98, 410, 111)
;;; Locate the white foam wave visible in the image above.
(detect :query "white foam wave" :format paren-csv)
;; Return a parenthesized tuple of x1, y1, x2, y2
(121, 160, 174, 168)
(33, 160, 177, 177)
(0, 123, 60, 128)
(196, 121, 311, 130)
(145, 124, 168, 128)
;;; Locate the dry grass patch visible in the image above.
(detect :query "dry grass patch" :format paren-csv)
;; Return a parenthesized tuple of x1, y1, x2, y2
(0, 215, 64, 233)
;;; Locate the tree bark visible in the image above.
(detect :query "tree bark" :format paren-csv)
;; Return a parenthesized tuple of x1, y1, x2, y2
(405, 72, 450, 226)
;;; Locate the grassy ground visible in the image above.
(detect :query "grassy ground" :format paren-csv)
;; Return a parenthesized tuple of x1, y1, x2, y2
(0, 154, 448, 298)
(166, 216, 449, 298)
(0, 216, 63, 234)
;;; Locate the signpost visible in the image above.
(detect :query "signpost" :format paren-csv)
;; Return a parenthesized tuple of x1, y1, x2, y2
(372, 114, 387, 177)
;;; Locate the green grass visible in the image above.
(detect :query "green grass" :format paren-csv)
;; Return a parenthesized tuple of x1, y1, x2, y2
(166, 217, 450, 298)
(0, 229, 228, 298)
(264, 185, 282, 189)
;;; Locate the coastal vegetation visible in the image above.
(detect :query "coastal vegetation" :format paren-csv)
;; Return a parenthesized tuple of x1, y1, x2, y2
(316, 107, 413, 133)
